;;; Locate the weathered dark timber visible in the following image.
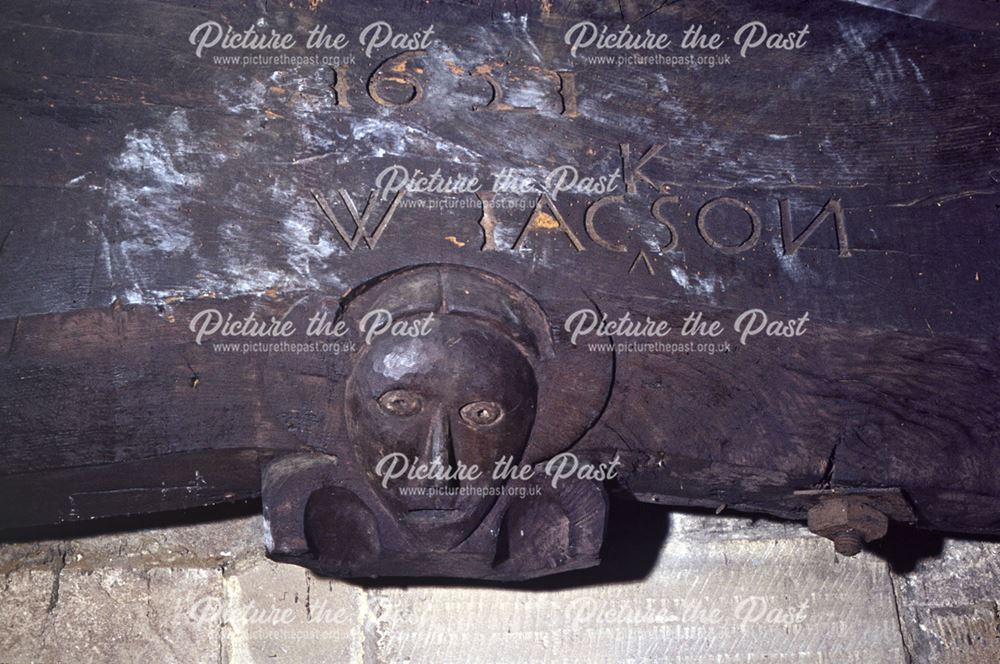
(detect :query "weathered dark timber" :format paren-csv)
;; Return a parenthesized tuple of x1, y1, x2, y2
(1, 0, 1000, 579)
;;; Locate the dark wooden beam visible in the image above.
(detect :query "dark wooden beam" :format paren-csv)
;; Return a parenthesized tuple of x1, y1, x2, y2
(2, 0, 999, 578)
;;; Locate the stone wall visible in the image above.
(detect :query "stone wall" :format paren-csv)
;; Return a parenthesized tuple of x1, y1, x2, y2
(2, 506, 998, 663)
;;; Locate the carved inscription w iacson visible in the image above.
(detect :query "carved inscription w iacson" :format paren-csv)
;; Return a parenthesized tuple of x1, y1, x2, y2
(314, 52, 851, 271)
(309, 147, 851, 269)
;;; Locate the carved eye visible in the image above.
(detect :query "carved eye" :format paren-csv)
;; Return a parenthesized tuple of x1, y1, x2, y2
(460, 401, 504, 427)
(377, 389, 422, 417)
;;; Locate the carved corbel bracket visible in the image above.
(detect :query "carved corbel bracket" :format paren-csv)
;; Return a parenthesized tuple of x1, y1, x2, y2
(258, 264, 614, 580)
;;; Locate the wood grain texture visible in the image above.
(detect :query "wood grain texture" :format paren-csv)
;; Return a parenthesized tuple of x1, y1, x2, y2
(1, 0, 999, 566)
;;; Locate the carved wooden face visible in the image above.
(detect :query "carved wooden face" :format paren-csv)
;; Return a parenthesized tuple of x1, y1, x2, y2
(346, 315, 537, 549)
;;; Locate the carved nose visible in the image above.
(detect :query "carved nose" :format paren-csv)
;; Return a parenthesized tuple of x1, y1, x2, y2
(421, 408, 458, 489)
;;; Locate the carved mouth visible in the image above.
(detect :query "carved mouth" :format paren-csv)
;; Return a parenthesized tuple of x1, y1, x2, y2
(405, 508, 464, 524)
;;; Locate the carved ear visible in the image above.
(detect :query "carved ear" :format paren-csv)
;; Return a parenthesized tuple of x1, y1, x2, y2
(262, 453, 387, 577)
(492, 477, 608, 579)
(494, 496, 572, 572)
(261, 453, 344, 558)
(304, 486, 380, 576)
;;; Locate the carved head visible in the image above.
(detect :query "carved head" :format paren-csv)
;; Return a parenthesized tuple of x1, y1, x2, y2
(263, 264, 614, 579)
(346, 314, 538, 548)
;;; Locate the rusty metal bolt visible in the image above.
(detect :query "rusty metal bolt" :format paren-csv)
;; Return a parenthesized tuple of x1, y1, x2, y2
(831, 529, 864, 556)
(807, 497, 889, 557)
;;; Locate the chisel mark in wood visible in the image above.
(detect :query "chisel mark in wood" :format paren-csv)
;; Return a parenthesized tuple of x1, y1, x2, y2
(0, 227, 12, 258)
(7, 316, 20, 357)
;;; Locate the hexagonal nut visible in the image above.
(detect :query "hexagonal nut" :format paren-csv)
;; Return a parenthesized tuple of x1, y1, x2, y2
(807, 497, 889, 543)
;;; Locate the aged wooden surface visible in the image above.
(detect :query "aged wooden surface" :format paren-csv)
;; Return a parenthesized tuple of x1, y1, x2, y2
(1, 0, 1000, 578)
